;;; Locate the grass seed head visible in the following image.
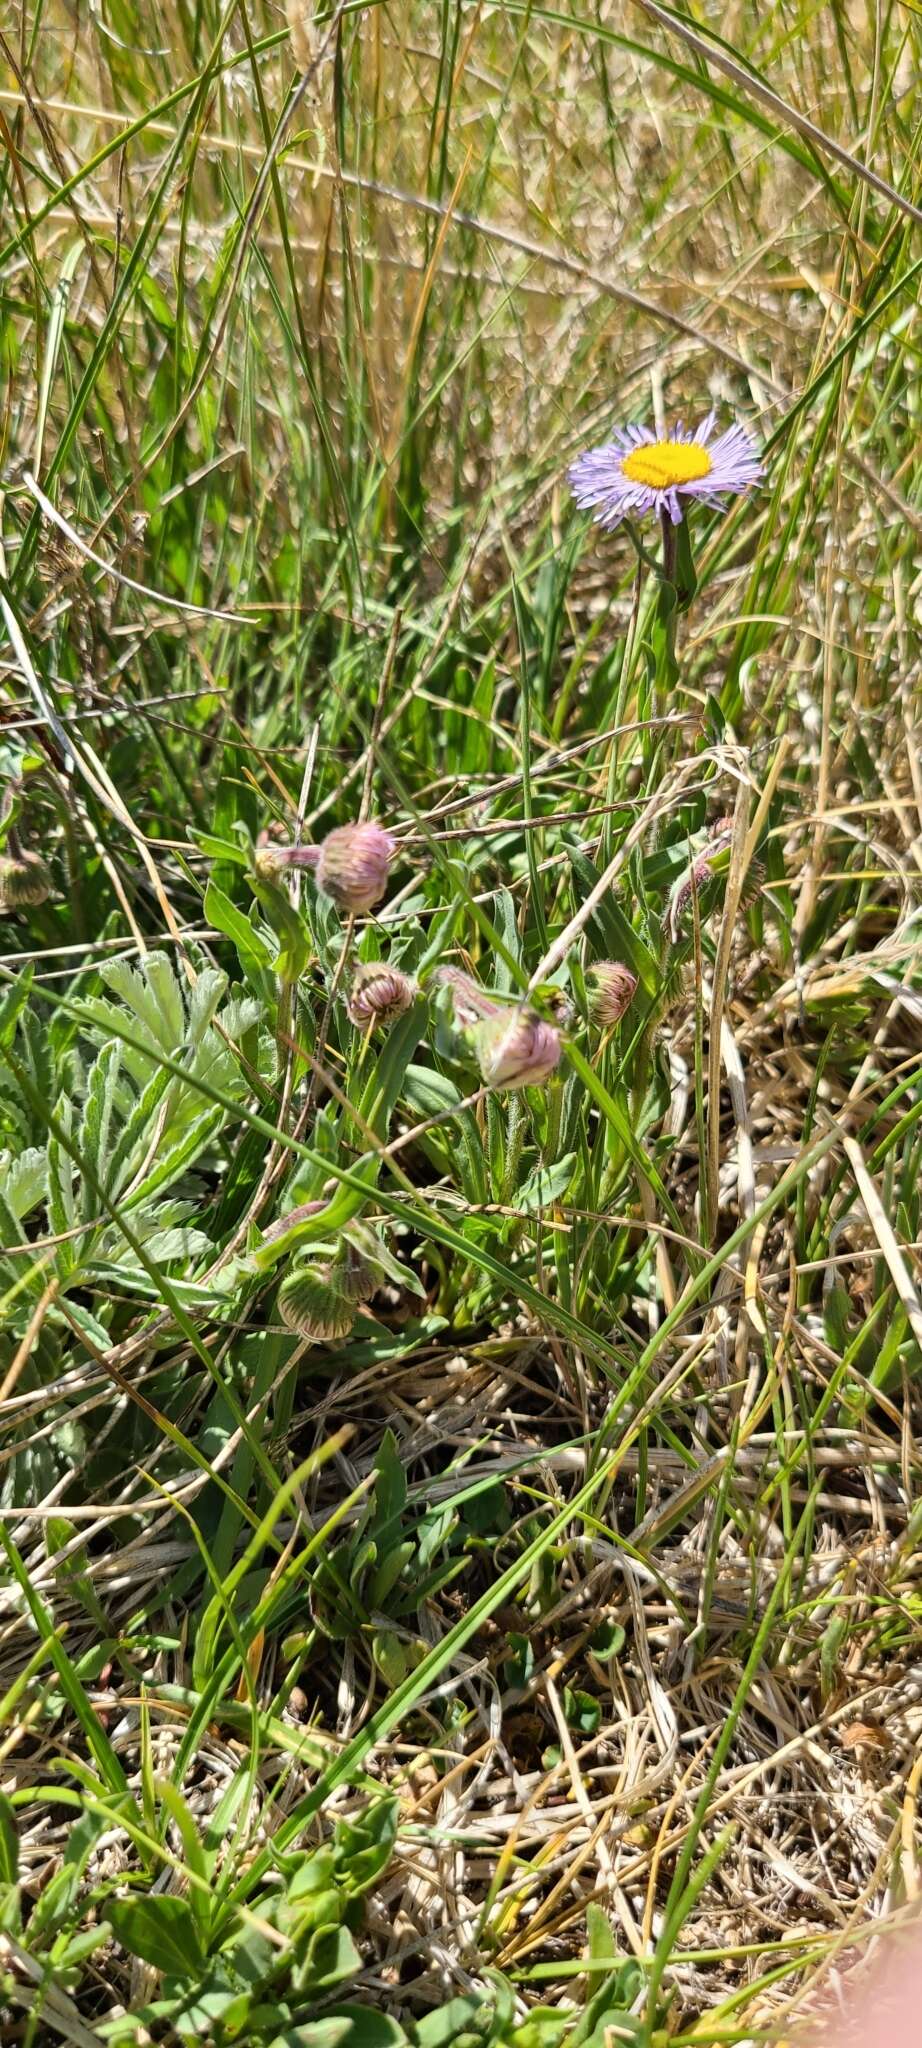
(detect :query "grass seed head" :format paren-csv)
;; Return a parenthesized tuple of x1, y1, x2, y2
(285, 0, 320, 71)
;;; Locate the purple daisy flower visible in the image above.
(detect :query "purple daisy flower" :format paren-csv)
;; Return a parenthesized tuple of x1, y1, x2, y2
(569, 411, 763, 528)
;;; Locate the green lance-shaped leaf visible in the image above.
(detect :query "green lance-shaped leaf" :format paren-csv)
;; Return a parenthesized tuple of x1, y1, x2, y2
(79, 1040, 122, 1222)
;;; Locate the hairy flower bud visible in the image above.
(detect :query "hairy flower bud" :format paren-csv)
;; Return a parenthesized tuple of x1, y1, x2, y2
(315, 822, 395, 915)
(278, 1261, 354, 1341)
(431, 964, 504, 1028)
(0, 850, 53, 909)
(330, 1239, 378, 1304)
(476, 1006, 562, 1091)
(346, 960, 417, 1031)
(253, 845, 286, 883)
(708, 814, 767, 910)
(666, 816, 758, 942)
(587, 961, 638, 1027)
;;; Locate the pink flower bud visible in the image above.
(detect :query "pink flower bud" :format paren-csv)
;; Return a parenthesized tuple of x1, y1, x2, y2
(346, 960, 417, 1030)
(431, 964, 504, 1028)
(315, 822, 395, 915)
(668, 856, 709, 940)
(666, 817, 751, 942)
(476, 1006, 562, 1091)
(587, 961, 637, 1026)
(0, 850, 53, 909)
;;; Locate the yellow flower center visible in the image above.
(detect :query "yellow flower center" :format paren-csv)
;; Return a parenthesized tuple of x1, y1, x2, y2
(621, 440, 713, 490)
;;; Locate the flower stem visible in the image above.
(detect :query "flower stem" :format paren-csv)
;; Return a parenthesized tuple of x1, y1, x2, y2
(660, 510, 677, 592)
(629, 919, 675, 1133)
(656, 510, 680, 699)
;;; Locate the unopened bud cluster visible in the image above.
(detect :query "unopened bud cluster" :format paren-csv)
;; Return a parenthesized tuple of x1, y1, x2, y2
(247, 796, 758, 1093)
(278, 1233, 379, 1341)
